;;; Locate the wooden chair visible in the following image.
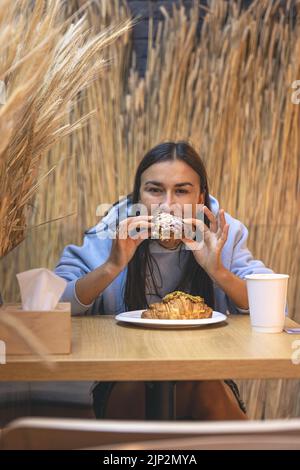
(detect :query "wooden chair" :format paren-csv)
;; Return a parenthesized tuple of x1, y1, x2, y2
(1, 417, 300, 450)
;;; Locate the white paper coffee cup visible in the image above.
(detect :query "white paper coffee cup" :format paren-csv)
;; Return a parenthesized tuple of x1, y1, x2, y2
(245, 274, 289, 333)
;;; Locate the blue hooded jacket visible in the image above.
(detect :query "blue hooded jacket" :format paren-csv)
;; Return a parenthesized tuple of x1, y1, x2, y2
(54, 194, 275, 316)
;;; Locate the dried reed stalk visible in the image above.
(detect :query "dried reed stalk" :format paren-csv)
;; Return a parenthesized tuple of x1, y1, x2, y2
(0, 0, 133, 299)
(0, 0, 132, 258)
(0, 0, 132, 359)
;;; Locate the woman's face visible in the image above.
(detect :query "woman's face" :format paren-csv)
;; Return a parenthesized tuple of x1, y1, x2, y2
(139, 159, 205, 248)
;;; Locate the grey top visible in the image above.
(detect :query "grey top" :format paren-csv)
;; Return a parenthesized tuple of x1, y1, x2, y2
(145, 241, 190, 305)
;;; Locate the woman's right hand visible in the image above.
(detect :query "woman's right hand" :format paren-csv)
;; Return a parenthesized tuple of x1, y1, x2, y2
(107, 215, 154, 272)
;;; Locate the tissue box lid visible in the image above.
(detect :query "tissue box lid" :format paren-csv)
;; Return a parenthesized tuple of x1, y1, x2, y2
(0, 302, 71, 355)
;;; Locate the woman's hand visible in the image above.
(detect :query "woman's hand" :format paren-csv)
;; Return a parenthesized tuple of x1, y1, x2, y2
(182, 206, 229, 277)
(76, 216, 152, 307)
(107, 215, 154, 272)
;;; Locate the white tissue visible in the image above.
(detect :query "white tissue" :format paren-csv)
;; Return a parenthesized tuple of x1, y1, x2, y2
(16, 268, 67, 311)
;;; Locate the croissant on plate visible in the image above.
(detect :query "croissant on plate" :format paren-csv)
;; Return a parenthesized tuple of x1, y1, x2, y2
(141, 291, 213, 320)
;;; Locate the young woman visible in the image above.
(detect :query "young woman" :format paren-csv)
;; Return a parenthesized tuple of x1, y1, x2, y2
(54, 141, 273, 420)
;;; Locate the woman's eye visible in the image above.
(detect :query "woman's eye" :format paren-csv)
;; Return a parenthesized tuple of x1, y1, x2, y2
(148, 187, 162, 193)
(176, 189, 189, 194)
(146, 187, 188, 194)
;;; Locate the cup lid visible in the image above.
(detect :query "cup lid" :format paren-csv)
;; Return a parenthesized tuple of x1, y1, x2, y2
(245, 273, 289, 280)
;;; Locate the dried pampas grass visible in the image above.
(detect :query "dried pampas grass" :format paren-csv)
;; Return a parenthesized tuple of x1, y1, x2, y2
(0, 0, 132, 259)
(0, 0, 132, 358)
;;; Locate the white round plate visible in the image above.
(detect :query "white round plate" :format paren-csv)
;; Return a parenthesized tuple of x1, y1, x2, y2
(115, 310, 227, 329)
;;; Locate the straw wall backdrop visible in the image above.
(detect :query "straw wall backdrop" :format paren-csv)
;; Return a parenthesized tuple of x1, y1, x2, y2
(1, 0, 300, 419)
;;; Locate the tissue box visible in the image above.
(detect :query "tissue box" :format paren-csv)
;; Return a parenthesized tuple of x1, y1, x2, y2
(0, 303, 71, 355)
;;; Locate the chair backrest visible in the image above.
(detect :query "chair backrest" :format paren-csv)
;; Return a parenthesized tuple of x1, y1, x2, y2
(89, 433, 300, 450)
(1, 417, 300, 450)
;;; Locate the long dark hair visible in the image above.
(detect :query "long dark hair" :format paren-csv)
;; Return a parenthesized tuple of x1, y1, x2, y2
(124, 141, 215, 311)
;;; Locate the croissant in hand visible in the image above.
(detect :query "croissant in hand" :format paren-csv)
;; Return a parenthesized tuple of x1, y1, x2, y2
(141, 291, 213, 320)
(152, 210, 183, 241)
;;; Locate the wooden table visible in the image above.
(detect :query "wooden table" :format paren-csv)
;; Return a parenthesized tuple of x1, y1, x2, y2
(1, 315, 300, 420)
(1, 315, 300, 381)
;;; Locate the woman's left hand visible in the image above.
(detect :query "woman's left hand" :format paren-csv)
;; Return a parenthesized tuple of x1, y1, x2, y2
(182, 206, 229, 277)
